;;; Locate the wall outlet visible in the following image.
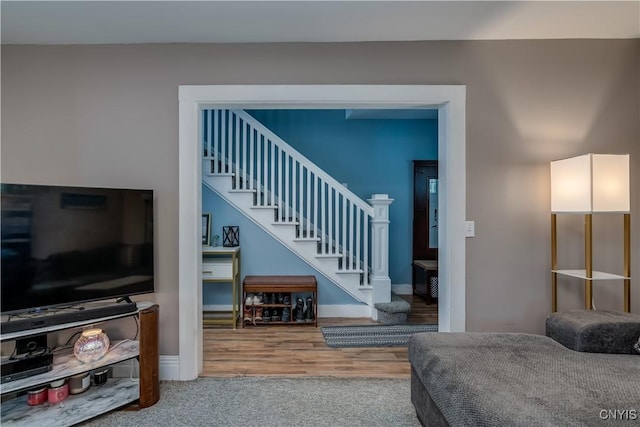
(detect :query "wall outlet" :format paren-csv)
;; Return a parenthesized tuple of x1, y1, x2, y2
(465, 221, 475, 238)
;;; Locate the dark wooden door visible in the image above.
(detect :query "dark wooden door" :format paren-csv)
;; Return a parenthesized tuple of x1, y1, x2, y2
(413, 161, 438, 261)
(413, 160, 438, 302)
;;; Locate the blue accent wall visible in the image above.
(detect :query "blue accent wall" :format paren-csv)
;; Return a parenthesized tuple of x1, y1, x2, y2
(202, 109, 437, 306)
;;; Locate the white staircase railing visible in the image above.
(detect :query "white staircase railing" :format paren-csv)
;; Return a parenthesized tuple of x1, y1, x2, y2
(203, 109, 390, 291)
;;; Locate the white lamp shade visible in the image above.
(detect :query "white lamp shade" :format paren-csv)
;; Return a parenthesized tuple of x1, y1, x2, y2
(550, 153, 630, 213)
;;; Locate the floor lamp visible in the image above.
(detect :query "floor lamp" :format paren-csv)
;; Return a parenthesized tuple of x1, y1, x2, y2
(550, 153, 630, 312)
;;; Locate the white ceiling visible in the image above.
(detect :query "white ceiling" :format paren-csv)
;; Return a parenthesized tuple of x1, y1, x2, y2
(1, 1, 639, 45)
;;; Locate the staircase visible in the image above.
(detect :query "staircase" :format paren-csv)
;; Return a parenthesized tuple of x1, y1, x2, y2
(201, 109, 392, 310)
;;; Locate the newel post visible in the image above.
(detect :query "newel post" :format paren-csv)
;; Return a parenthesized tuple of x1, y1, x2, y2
(368, 194, 393, 308)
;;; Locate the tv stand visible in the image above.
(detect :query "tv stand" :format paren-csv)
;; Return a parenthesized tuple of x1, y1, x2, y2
(1, 302, 138, 336)
(0, 303, 159, 426)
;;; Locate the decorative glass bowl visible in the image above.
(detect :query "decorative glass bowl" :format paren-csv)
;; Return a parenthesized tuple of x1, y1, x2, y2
(73, 328, 110, 363)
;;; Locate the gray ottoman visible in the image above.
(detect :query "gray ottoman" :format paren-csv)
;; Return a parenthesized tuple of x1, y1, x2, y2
(546, 309, 640, 354)
(374, 293, 411, 325)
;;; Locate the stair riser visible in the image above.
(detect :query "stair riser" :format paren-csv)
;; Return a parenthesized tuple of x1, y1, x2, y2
(292, 240, 320, 259)
(249, 208, 277, 224)
(271, 224, 298, 242)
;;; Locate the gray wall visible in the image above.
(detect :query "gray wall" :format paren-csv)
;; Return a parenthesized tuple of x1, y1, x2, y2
(2, 40, 638, 355)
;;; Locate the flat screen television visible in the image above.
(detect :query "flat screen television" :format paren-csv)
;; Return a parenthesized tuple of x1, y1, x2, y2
(1, 183, 154, 316)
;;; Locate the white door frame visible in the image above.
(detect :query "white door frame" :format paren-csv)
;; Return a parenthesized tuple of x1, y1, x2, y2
(178, 85, 466, 380)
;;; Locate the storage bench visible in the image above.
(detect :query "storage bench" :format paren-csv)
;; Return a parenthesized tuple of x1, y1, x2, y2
(242, 275, 317, 327)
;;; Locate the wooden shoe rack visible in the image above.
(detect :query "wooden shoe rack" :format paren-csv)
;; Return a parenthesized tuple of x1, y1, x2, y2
(242, 275, 317, 327)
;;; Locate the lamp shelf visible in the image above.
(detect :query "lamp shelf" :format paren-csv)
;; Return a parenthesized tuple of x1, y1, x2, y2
(552, 270, 630, 281)
(0, 339, 138, 395)
(1, 377, 138, 427)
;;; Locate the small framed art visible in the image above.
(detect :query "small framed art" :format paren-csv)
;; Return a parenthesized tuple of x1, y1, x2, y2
(202, 213, 211, 246)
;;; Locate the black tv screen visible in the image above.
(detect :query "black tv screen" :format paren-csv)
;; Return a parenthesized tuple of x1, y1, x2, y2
(1, 183, 154, 314)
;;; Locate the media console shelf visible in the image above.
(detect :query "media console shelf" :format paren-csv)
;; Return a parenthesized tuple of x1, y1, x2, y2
(0, 302, 159, 426)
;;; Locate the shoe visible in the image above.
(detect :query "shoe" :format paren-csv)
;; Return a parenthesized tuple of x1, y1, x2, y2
(262, 293, 272, 305)
(295, 298, 305, 322)
(245, 295, 254, 306)
(271, 308, 281, 322)
(304, 296, 314, 322)
(283, 294, 291, 305)
(263, 308, 272, 322)
(252, 293, 263, 305)
(254, 307, 263, 323)
(243, 306, 253, 323)
(281, 307, 291, 322)
(277, 293, 285, 304)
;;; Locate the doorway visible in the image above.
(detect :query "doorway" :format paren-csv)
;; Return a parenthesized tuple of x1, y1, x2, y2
(178, 85, 467, 380)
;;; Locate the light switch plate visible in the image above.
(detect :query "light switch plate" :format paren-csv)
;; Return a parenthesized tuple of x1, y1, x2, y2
(465, 221, 475, 238)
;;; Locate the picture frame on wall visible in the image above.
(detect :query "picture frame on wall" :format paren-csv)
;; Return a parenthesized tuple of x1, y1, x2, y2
(202, 213, 211, 246)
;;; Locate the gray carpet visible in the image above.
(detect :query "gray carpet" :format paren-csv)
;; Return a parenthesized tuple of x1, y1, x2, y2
(321, 324, 438, 348)
(81, 377, 420, 427)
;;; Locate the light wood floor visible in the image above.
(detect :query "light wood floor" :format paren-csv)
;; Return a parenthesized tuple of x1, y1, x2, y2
(202, 295, 437, 378)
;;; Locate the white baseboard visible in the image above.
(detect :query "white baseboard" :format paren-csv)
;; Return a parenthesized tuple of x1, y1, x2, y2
(391, 284, 412, 295)
(159, 355, 181, 380)
(318, 304, 371, 318)
(203, 304, 233, 312)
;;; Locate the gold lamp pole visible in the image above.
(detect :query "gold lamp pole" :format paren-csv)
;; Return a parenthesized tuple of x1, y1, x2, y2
(584, 213, 592, 309)
(551, 214, 557, 312)
(624, 213, 631, 312)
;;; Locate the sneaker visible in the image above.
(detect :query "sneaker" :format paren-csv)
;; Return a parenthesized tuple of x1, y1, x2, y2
(262, 293, 272, 305)
(243, 306, 253, 323)
(271, 308, 281, 322)
(277, 293, 285, 304)
(245, 295, 254, 306)
(263, 308, 272, 322)
(252, 293, 263, 305)
(281, 307, 291, 322)
(283, 294, 291, 305)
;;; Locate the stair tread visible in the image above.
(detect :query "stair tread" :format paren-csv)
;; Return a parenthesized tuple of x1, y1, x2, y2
(251, 205, 278, 209)
(206, 172, 235, 177)
(337, 269, 365, 274)
(229, 189, 256, 193)
(272, 221, 299, 226)
(293, 237, 321, 242)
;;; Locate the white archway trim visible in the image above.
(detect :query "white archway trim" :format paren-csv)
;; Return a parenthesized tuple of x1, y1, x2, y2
(178, 85, 466, 380)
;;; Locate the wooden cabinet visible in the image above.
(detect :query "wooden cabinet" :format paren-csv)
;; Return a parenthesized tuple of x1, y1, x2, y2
(0, 303, 159, 426)
(242, 276, 317, 327)
(202, 246, 241, 329)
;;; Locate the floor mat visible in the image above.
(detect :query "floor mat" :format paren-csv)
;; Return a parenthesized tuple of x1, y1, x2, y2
(321, 323, 438, 348)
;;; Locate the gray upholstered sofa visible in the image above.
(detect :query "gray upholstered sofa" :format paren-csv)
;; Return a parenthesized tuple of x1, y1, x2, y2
(408, 311, 640, 427)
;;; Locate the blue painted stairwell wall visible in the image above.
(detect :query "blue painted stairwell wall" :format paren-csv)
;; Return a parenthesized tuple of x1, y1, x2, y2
(203, 109, 437, 306)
